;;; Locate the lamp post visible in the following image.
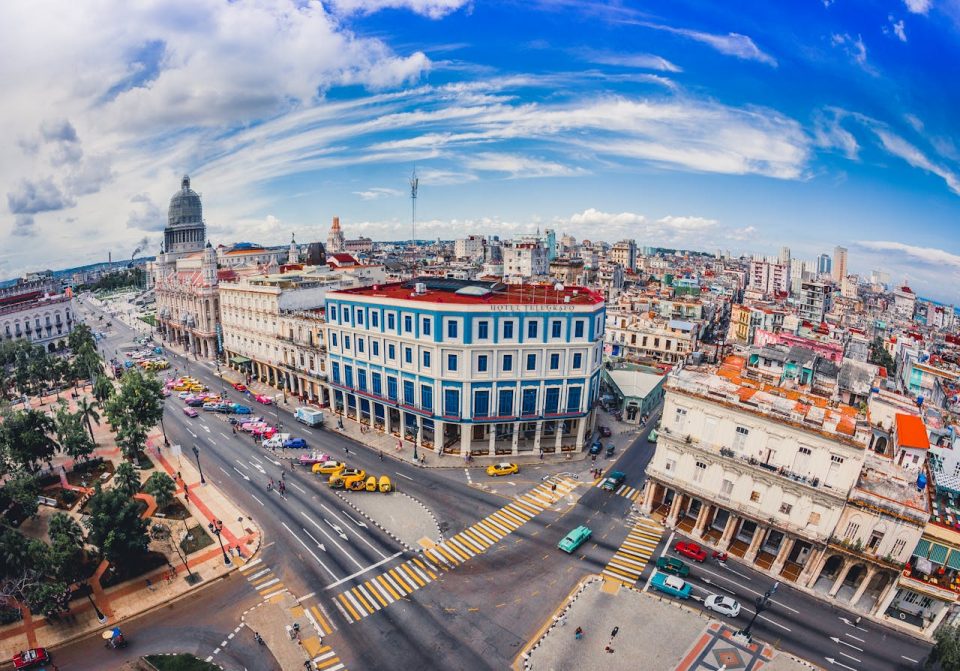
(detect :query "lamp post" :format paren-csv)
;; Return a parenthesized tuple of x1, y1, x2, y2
(275, 395, 283, 433)
(85, 582, 107, 623)
(412, 423, 419, 462)
(192, 444, 206, 485)
(737, 581, 778, 641)
(208, 519, 232, 566)
(159, 413, 170, 447)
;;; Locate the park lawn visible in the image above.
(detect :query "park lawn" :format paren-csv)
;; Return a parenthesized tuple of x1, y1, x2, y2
(145, 653, 220, 671)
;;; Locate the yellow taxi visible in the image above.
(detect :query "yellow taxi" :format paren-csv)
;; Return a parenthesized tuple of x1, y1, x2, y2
(313, 460, 346, 475)
(486, 462, 519, 477)
(378, 475, 392, 493)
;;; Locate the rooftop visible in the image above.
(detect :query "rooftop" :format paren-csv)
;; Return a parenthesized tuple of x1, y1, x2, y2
(849, 452, 929, 523)
(896, 413, 931, 450)
(330, 277, 604, 307)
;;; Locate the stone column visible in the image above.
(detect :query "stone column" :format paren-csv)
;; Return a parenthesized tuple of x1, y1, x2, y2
(744, 525, 766, 562)
(873, 581, 899, 617)
(416, 416, 423, 453)
(533, 421, 543, 454)
(511, 422, 520, 455)
(667, 494, 683, 526)
(575, 416, 587, 451)
(829, 561, 853, 597)
(800, 548, 828, 587)
(641, 482, 659, 514)
(719, 515, 738, 551)
(554, 424, 563, 452)
(693, 503, 711, 538)
(928, 603, 951, 632)
(434, 420, 444, 454)
(384, 406, 392, 435)
(850, 566, 878, 608)
(460, 424, 471, 458)
(488, 425, 496, 456)
(771, 537, 796, 574)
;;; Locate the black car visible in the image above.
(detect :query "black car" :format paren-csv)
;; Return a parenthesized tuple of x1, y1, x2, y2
(598, 426, 612, 437)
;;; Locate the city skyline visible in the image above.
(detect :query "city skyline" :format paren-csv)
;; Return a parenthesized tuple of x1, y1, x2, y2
(2, 0, 960, 300)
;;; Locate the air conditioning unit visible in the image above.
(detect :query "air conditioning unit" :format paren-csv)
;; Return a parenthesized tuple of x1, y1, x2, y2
(414, 282, 427, 294)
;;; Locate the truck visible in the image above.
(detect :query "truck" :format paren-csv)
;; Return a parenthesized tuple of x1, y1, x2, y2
(294, 407, 324, 427)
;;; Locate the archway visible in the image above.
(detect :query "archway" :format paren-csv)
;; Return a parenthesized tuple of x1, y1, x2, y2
(47, 342, 56, 353)
(813, 554, 845, 594)
(856, 570, 891, 611)
(838, 563, 868, 601)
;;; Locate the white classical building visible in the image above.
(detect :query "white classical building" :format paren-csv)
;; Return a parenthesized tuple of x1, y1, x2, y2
(0, 274, 74, 351)
(324, 278, 605, 457)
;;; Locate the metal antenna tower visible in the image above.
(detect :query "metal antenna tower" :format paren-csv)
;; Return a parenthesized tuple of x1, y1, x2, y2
(409, 167, 419, 246)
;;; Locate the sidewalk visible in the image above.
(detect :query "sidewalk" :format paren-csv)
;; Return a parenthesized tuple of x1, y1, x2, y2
(243, 590, 345, 671)
(0, 425, 261, 660)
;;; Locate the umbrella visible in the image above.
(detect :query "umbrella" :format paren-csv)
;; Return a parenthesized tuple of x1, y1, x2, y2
(102, 627, 121, 640)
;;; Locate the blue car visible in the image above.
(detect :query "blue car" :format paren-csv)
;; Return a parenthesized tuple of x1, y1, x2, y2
(232, 404, 252, 415)
(589, 440, 602, 455)
(283, 437, 307, 449)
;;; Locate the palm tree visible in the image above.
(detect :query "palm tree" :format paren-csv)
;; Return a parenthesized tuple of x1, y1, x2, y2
(112, 461, 141, 498)
(75, 397, 101, 443)
(92, 375, 113, 408)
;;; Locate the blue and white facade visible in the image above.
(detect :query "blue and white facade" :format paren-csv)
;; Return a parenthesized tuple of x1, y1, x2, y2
(323, 281, 606, 457)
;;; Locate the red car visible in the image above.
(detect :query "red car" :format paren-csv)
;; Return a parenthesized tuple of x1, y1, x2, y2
(674, 541, 707, 562)
(598, 426, 612, 437)
(254, 394, 273, 405)
(13, 648, 50, 668)
(183, 407, 199, 418)
(232, 382, 247, 391)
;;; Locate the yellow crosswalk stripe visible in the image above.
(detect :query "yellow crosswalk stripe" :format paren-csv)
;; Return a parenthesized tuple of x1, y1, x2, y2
(444, 541, 471, 561)
(400, 562, 427, 587)
(337, 593, 360, 621)
(471, 523, 500, 544)
(351, 586, 374, 614)
(376, 574, 401, 601)
(389, 567, 413, 592)
(310, 606, 332, 635)
(412, 558, 437, 580)
(366, 580, 389, 607)
(435, 544, 461, 564)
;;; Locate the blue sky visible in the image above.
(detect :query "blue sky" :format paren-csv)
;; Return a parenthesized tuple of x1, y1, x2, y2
(1, 0, 959, 300)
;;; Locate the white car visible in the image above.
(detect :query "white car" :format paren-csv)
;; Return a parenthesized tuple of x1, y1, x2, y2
(704, 594, 741, 618)
(262, 433, 291, 449)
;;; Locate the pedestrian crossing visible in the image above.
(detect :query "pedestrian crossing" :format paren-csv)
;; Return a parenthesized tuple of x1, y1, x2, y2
(239, 558, 287, 600)
(311, 644, 346, 670)
(601, 517, 663, 586)
(333, 477, 578, 623)
(594, 480, 641, 502)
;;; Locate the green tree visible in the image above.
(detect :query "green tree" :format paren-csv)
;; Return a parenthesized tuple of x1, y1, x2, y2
(73, 341, 103, 383)
(75, 397, 101, 443)
(113, 461, 141, 498)
(83, 485, 149, 568)
(0, 409, 58, 473)
(0, 528, 51, 611)
(0, 471, 41, 519)
(67, 324, 95, 353)
(926, 623, 960, 670)
(24, 581, 70, 619)
(868, 336, 896, 375)
(53, 403, 95, 462)
(48, 513, 86, 584)
(92, 375, 114, 408)
(143, 472, 175, 512)
(104, 369, 164, 461)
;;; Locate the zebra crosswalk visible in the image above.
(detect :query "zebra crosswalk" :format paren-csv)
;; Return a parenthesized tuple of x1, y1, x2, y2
(333, 477, 578, 623)
(240, 557, 287, 600)
(594, 480, 641, 502)
(311, 644, 346, 670)
(601, 517, 663, 586)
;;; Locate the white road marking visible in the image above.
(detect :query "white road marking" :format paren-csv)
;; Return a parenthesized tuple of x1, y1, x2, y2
(320, 504, 386, 558)
(218, 466, 232, 478)
(187, 429, 197, 438)
(340, 510, 368, 528)
(235, 459, 249, 470)
(250, 455, 264, 465)
(232, 467, 250, 481)
(395, 472, 414, 481)
(220, 432, 229, 440)
(250, 493, 265, 506)
(248, 461, 266, 474)
(694, 564, 799, 614)
(844, 632, 865, 643)
(202, 425, 211, 433)
(830, 637, 863, 652)
(901, 656, 918, 663)
(281, 522, 338, 580)
(297, 592, 316, 602)
(324, 551, 403, 590)
(290, 482, 307, 494)
(301, 512, 363, 568)
(838, 651, 861, 663)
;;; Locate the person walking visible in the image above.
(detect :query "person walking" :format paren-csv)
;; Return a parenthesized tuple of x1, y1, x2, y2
(575, 627, 583, 640)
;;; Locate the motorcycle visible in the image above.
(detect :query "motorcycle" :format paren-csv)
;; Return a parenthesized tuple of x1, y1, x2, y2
(102, 627, 128, 649)
(712, 550, 728, 563)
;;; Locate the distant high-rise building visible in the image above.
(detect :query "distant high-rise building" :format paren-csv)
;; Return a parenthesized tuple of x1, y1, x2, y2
(779, 246, 791, 268)
(797, 281, 834, 323)
(610, 240, 637, 272)
(817, 253, 832, 276)
(454, 235, 485, 261)
(545, 228, 557, 262)
(327, 216, 345, 254)
(833, 246, 848, 282)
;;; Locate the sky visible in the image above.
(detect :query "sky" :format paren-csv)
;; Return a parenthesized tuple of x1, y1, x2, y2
(1, 0, 960, 300)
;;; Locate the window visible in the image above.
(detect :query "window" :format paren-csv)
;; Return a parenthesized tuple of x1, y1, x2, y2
(527, 321, 538, 339)
(572, 352, 582, 369)
(574, 320, 585, 338)
(566, 387, 582, 413)
(421, 385, 433, 412)
(423, 351, 431, 367)
(665, 458, 676, 472)
(545, 387, 560, 414)
(891, 538, 907, 557)
(522, 389, 537, 416)
(387, 376, 398, 401)
(551, 321, 561, 338)
(372, 372, 382, 395)
(357, 338, 364, 353)
(344, 365, 353, 388)
(357, 370, 367, 392)
(371, 312, 379, 328)
(526, 353, 536, 371)
(844, 522, 860, 539)
(388, 344, 396, 360)
(867, 531, 884, 551)
(503, 320, 514, 339)
(720, 479, 734, 497)
(356, 310, 364, 325)
(477, 355, 488, 372)
(444, 389, 460, 417)
(502, 354, 513, 372)
(448, 354, 458, 371)
(404, 315, 413, 333)
(474, 390, 490, 417)
(329, 305, 338, 322)
(344, 336, 351, 350)
(779, 502, 793, 515)
(372, 341, 380, 356)
(331, 333, 338, 348)
(478, 321, 489, 339)
(447, 320, 458, 338)
(733, 426, 749, 450)
(694, 461, 706, 483)
(750, 491, 761, 502)
(422, 318, 431, 336)
(498, 389, 514, 416)
(342, 309, 350, 324)
(331, 362, 341, 384)
(404, 347, 412, 364)
(550, 353, 560, 370)
(403, 380, 415, 405)
(387, 313, 395, 330)
(674, 407, 687, 429)
(831, 455, 845, 464)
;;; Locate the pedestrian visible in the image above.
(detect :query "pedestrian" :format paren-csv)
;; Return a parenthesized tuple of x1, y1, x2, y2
(605, 646, 614, 654)
(611, 626, 619, 638)
(344, 446, 350, 455)
(575, 626, 583, 640)
(551, 482, 557, 492)
(146, 578, 154, 591)
(236, 545, 245, 558)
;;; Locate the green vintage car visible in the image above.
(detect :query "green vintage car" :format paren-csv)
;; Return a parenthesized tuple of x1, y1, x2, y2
(656, 556, 690, 577)
(558, 525, 592, 553)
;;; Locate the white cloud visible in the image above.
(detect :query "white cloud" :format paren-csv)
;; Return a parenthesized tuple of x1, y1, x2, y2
(831, 33, 869, 67)
(858, 240, 960, 269)
(327, 0, 471, 19)
(563, 208, 723, 245)
(353, 187, 404, 200)
(904, 113, 924, 132)
(890, 17, 907, 42)
(580, 50, 682, 72)
(637, 22, 777, 66)
(855, 240, 960, 301)
(903, 0, 931, 15)
(873, 128, 960, 195)
(464, 152, 581, 178)
(813, 110, 859, 159)
(656, 215, 718, 231)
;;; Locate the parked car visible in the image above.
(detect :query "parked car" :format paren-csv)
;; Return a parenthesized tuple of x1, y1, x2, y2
(261, 433, 290, 449)
(605, 443, 615, 457)
(185, 397, 205, 407)
(589, 440, 602, 455)
(558, 525, 592, 553)
(486, 462, 519, 477)
(650, 573, 692, 599)
(600, 471, 626, 491)
(254, 394, 273, 405)
(13, 648, 50, 669)
(598, 425, 612, 437)
(202, 402, 222, 411)
(655, 556, 690, 577)
(674, 541, 708, 562)
(283, 437, 307, 449)
(378, 475, 392, 493)
(183, 407, 199, 418)
(232, 382, 247, 391)
(232, 404, 252, 415)
(298, 452, 329, 466)
(161, 389, 171, 398)
(313, 460, 346, 475)
(704, 594, 741, 617)
(648, 429, 659, 443)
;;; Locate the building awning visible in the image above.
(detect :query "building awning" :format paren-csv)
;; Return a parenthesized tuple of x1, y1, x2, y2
(929, 543, 950, 566)
(913, 539, 931, 558)
(947, 550, 960, 571)
(231, 356, 251, 364)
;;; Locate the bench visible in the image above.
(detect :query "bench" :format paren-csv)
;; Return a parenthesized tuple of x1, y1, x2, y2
(37, 496, 58, 507)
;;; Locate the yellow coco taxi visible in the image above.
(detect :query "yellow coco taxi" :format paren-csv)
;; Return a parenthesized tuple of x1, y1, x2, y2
(486, 462, 519, 477)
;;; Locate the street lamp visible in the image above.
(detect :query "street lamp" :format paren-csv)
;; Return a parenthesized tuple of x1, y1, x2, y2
(85, 581, 107, 623)
(412, 423, 419, 462)
(208, 519, 232, 566)
(275, 395, 283, 433)
(192, 444, 206, 485)
(159, 413, 170, 447)
(737, 581, 778, 641)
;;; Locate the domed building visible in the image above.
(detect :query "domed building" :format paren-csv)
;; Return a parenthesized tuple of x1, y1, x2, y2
(164, 174, 206, 256)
